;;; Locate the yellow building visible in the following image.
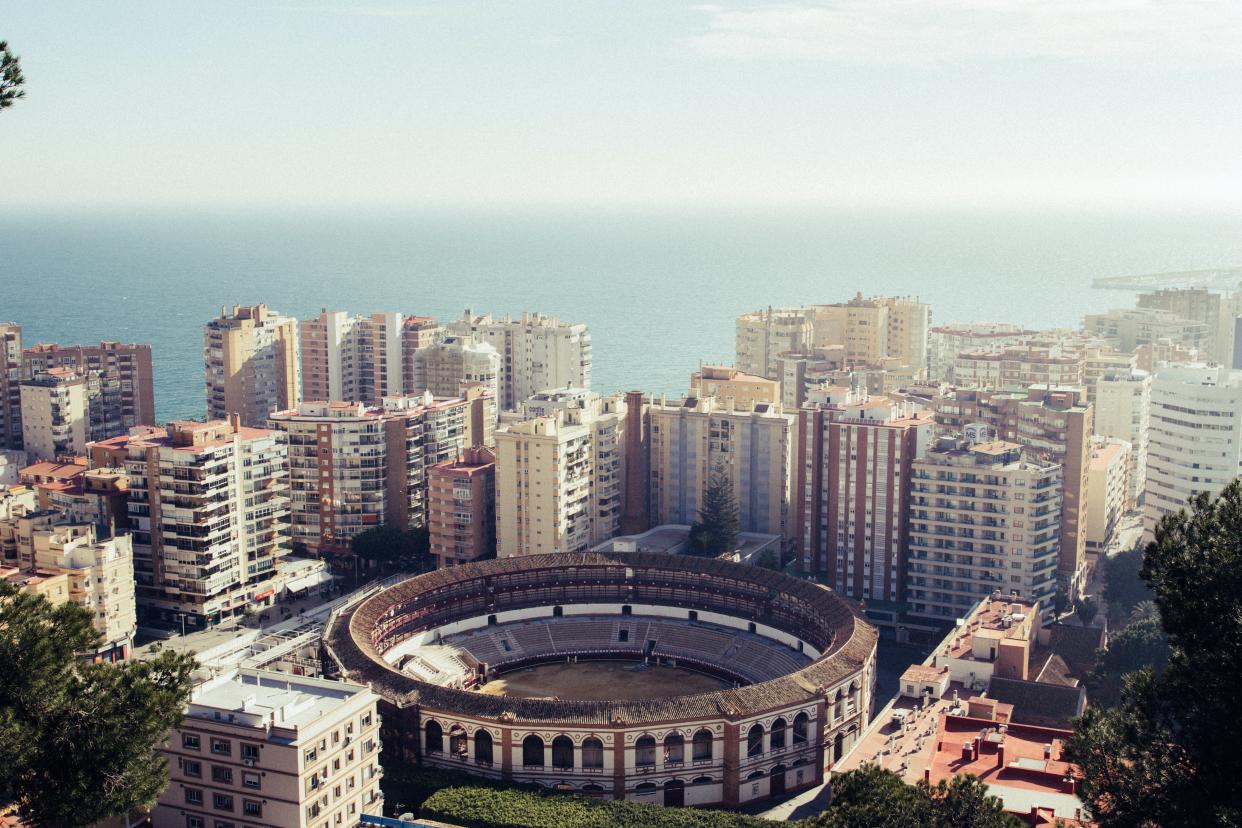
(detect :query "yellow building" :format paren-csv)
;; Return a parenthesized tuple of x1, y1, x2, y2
(205, 304, 301, 427)
(646, 395, 793, 540)
(689, 365, 780, 411)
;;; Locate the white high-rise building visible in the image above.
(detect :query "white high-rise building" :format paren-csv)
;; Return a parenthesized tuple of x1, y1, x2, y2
(1094, 369, 1151, 509)
(446, 311, 591, 411)
(1144, 364, 1242, 539)
(494, 393, 628, 557)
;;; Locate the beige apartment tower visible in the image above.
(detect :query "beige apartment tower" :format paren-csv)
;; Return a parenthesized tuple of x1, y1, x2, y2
(646, 395, 794, 540)
(494, 394, 629, 557)
(689, 365, 780, 411)
(154, 669, 383, 828)
(20, 367, 89, 461)
(205, 304, 301, 427)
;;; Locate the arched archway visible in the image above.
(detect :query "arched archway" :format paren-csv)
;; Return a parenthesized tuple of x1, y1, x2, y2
(522, 734, 545, 768)
(770, 717, 787, 751)
(424, 720, 443, 755)
(449, 725, 468, 757)
(552, 735, 574, 770)
(635, 735, 656, 768)
(833, 731, 845, 763)
(474, 729, 493, 766)
(663, 778, 685, 807)
(664, 732, 685, 765)
(793, 712, 809, 745)
(582, 737, 604, 769)
(746, 723, 765, 758)
(770, 764, 787, 797)
(692, 728, 713, 762)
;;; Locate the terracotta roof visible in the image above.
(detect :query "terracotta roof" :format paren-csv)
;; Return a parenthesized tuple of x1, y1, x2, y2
(325, 552, 877, 725)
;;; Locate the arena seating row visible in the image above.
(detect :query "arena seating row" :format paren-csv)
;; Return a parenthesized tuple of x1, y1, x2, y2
(436, 615, 813, 685)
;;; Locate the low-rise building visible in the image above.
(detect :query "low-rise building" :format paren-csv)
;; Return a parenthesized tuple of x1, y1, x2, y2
(154, 669, 383, 828)
(689, 365, 780, 411)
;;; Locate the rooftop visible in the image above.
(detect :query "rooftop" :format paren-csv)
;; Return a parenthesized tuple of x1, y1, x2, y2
(187, 668, 373, 732)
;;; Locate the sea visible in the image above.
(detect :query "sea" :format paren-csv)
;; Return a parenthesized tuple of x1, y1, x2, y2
(3, 206, 1241, 423)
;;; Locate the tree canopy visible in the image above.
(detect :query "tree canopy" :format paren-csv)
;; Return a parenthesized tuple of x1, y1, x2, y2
(1066, 481, 1242, 826)
(1087, 602, 1170, 708)
(690, 463, 740, 556)
(0, 41, 24, 110)
(0, 582, 195, 826)
(350, 524, 431, 572)
(807, 766, 1021, 828)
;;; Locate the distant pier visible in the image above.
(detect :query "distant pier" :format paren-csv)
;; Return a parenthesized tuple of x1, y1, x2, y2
(1093, 267, 1242, 291)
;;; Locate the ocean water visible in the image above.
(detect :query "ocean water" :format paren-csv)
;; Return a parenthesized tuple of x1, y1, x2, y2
(2, 207, 1241, 423)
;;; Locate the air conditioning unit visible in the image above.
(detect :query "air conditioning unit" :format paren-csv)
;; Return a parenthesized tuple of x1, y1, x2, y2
(243, 758, 256, 767)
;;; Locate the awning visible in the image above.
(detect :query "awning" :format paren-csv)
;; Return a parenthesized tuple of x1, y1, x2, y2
(284, 571, 335, 594)
(253, 589, 274, 601)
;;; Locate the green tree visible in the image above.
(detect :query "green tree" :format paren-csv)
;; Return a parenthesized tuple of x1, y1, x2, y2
(350, 524, 432, 573)
(0, 41, 24, 111)
(1053, 586, 1070, 617)
(1073, 595, 1098, 627)
(0, 582, 195, 827)
(1102, 547, 1152, 625)
(691, 463, 740, 556)
(1086, 601, 1170, 708)
(1066, 482, 1242, 826)
(808, 766, 1021, 828)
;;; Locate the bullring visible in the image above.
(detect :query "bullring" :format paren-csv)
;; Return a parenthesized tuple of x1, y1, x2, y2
(323, 551, 878, 808)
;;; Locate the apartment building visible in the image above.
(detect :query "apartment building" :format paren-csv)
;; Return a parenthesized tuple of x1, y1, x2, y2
(20, 367, 92, 460)
(270, 392, 488, 558)
(494, 393, 629, 557)
(427, 446, 496, 568)
(794, 387, 933, 609)
(399, 316, 443, 395)
(735, 307, 815, 380)
(22, 339, 155, 428)
(926, 323, 1037, 383)
(952, 345, 1084, 392)
(646, 395, 793, 540)
(299, 309, 426, 405)
(1085, 438, 1130, 553)
(777, 348, 848, 410)
(33, 464, 129, 536)
(907, 437, 1061, 626)
(99, 418, 290, 629)
(1144, 364, 1242, 539)
(155, 669, 383, 828)
(446, 310, 591, 411)
(1136, 288, 1225, 362)
(689, 365, 780, 411)
(0, 322, 21, 450)
(1094, 369, 1150, 508)
(933, 386, 1092, 598)
(1081, 346, 1137, 404)
(1083, 307, 1208, 354)
(0, 484, 38, 563)
(205, 304, 301, 427)
(411, 335, 501, 403)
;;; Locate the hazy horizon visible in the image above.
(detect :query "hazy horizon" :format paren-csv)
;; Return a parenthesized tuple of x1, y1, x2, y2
(3, 1, 1241, 212)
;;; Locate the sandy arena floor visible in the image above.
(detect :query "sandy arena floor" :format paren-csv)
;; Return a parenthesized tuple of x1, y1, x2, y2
(478, 661, 731, 701)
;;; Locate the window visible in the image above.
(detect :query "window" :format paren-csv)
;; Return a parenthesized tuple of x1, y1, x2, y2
(304, 747, 317, 763)
(635, 735, 656, 768)
(243, 800, 262, 817)
(581, 737, 604, 769)
(241, 743, 260, 762)
(212, 792, 233, 811)
(184, 759, 202, 778)
(186, 818, 204, 828)
(475, 730, 493, 766)
(361, 712, 373, 728)
(552, 735, 574, 770)
(770, 718, 787, 751)
(213, 822, 234, 828)
(747, 724, 765, 758)
(522, 735, 544, 768)
(793, 712, 809, 745)
(185, 788, 203, 805)
(211, 765, 233, 784)
(425, 721, 443, 754)
(663, 733, 685, 765)
(449, 725, 468, 757)
(692, 729, 713, 762)
(242, 772, 260, 790)
(183, 733, 201, 751)
(210, 738, 231, 756)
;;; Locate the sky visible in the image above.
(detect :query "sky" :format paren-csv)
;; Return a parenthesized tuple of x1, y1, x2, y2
(2, 0, 1241, 211)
